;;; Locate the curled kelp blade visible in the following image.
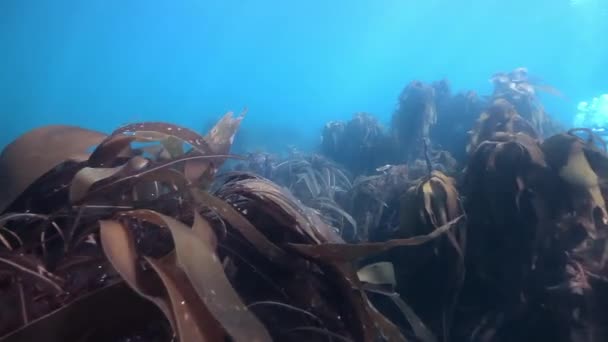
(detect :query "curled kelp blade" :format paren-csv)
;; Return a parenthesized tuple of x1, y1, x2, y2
(121, 209, 272, 342)
(69, 156, 151, 204)
(145, 254, 226, 342)
(87, 135, 137, 167)
(78, 154, 239, 203)
(111, 122, 212, 155)
(101, 218, 227, 341)
(0, 125, 106, 213)
(69, 165, 128, 203)
(104, 121, 231, 184)
(99, 220, 176, 330)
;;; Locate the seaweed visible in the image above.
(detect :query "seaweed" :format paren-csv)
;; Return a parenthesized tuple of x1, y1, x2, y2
(1, 69, 608, 342)
(321, 113, 397, 176)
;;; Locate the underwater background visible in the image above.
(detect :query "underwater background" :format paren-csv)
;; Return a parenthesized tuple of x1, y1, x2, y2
(1, 0, 607, 152)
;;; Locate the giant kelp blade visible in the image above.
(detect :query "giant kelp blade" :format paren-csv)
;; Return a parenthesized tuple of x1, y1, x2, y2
(0, 282, 163, 342)
(145, 254, 226, 342)
(290, 216, 463, 262)
(0, 125, 106, 213)
(99, 220, 176, 330)
(124, 210, 273, 342)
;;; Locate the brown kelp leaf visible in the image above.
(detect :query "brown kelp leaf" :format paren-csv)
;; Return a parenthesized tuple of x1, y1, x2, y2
(189, 188, 291, 266)
(416, 171, 461, 229)
(112, 122, 212, 155)
(0, 125, 106, 212)
(95, 122, 216, 183)
(123, 210, 272, 342)
(99, 220, 176, 330)
(87, 135, 136, 167)
(0, 281, 163, 342)
(289, 215, 464, 262)
(145, 254, 226, 342)
(71, 156, 151, 204)
(185, 111, 246, 183)
(217, 176, 343, 244)
(69, 165, 126, 203)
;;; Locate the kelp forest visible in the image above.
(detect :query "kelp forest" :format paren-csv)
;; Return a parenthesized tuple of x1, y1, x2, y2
(1, 68, 607, 342)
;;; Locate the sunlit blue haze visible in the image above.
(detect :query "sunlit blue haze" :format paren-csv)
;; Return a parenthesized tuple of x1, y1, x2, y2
(1, 0, 606, 152)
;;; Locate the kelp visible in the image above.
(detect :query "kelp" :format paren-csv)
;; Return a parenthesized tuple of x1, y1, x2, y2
(392, 81, 438, 163)
(490, 67, 563, 137)
(0, 126, 106, 213)
(2, 70, 608, 342)
(234, 153, 357, 240)
(347, 165, 410, 242)
(466, 99, 539, 154)
(321, 113, 396, 176)
(0, 113, 437, 342)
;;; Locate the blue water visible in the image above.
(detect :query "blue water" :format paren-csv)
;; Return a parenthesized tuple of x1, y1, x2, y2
(1, 0, 607, 152)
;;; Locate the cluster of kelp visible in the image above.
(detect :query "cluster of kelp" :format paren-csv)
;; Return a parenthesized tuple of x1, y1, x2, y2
(233, 68, 608, 341)
(1, 67, 607, 342)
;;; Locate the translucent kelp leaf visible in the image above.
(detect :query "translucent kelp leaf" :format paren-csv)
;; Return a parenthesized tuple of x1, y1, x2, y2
(146, 254, 226, 342)
(0, 125, 106, 213)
